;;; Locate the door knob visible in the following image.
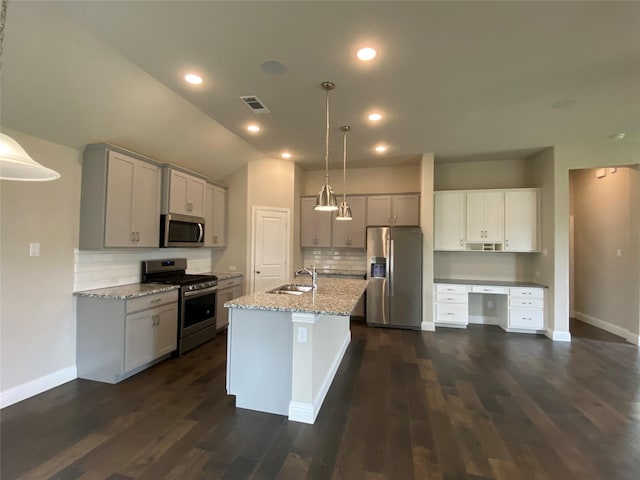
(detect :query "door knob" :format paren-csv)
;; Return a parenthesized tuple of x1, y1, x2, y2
(256, 271, 261, 274)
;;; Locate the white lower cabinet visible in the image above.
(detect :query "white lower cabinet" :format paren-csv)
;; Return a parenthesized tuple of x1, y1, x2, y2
(508, 287, 544, 330)
(434, 282, 545, 334)
(215, 275, 244, 330)
(77, 289, 179, 384)
(434, 284, 469, 326)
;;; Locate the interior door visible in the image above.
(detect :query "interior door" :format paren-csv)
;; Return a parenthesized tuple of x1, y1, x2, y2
(253, 208, 289, 292)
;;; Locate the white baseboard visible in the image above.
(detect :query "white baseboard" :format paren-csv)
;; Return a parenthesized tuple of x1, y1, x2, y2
(545, 329, 572, 342)
(1, 365, 77, 409)
(421, 321, 435, 331)
(468, 315, 498, 325)
(574, 312, 639, 345)
(288, 401, 314, 423)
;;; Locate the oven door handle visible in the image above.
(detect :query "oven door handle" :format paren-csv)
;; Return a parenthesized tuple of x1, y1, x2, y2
(183, 285, 218, 298)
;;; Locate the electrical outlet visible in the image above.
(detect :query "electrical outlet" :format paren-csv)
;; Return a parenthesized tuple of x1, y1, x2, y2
(487, 300, 494, 309)
(616, 249, 622, 258)
(297, 326, 308, 343)
(228, 265, 237, 271)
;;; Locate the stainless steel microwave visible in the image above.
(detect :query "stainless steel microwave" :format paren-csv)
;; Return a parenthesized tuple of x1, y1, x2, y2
(160, 214, 205, 247)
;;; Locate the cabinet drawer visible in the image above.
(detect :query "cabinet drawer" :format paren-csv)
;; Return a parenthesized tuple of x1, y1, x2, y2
(471, 285, 507, 294)
(509, 309, 544, 329)
(435, 303, 468, 324)
(435, 293, 468, 304)
(509, 287, 544, 299)
(435, 284, 469, 294)
(217, 276, 243, 290)
(126, 290, 179, 314)
(509, 298, 544, 309)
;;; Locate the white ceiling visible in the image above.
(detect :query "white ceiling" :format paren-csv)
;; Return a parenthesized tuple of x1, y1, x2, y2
(2, 1, 639, 181)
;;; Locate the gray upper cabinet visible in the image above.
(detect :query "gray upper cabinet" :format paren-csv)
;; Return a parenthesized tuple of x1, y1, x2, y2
(300, 197, 332, 247)
(366, 194, 420, 226)
(80, 145, 161, 249)
(204, 183, 227, 247)
(163, 167, 207, 218)
(332, 196, 366, 248)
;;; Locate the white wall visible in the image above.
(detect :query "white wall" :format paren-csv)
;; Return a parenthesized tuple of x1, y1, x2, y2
(0, 131, 82, 405)
(571, 166, 639, 339)
(434, 158, 532, 190)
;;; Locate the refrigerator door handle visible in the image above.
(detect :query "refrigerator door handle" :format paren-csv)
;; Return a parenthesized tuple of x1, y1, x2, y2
(389, 239, 395, 296)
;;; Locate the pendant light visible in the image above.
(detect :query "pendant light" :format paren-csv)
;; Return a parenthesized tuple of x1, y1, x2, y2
(0, 133, 61, 181)
(315, 81, 338, 211)
(335, 125, 352, 221)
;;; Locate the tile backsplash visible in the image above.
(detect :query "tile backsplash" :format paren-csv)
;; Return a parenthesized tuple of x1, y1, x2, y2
(74, 249, 212, 292)
(302, 249, 367, 273)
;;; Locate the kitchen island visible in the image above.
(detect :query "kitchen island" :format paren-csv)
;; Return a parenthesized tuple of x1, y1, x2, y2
(224, 277, 367, 424)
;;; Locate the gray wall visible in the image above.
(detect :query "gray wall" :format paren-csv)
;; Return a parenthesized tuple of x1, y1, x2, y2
(571, 166, 640, 337)
(1, 130, 82, 397)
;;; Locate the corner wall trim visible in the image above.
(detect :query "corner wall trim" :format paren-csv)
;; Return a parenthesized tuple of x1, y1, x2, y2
(421, 321, 436, 332)
(1, 366, 77, 409)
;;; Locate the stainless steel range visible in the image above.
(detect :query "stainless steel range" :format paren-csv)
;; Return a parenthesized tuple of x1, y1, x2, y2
(141, 258, 218, 355)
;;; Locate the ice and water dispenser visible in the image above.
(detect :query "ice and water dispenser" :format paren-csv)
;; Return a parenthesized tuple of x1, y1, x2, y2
(370, 257, 387, 278)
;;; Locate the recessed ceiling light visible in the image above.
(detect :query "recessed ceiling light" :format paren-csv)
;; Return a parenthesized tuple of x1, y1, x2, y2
(281, 152, 292, 159)
(375, 145, 387, 153)
(609, 133, 626, 140)
(357, 47, 377, 61)
(184, 73, 204, 85)
(368, 113, 382, 122)
(247, 124, 260, 133)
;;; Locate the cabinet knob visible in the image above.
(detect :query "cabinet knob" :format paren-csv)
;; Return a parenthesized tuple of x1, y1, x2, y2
(256, 271, 261, 274)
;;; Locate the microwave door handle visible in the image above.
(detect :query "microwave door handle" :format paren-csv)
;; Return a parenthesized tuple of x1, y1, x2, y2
(197, 223, 204, 243)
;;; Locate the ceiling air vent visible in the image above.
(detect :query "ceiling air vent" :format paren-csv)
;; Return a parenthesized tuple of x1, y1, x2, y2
(239, 95, 270, 114)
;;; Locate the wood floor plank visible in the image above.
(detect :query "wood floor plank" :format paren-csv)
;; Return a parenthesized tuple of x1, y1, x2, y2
(2, 322, 639, 480)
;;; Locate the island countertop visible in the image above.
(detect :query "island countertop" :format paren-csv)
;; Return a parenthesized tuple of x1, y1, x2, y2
(225, 277, 368, 316)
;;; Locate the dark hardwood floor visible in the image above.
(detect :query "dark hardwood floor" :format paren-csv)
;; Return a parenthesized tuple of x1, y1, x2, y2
(2, 320, 639, 480)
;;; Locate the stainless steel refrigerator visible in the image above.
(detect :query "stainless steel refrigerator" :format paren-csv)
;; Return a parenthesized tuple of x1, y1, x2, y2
(366, 226, 422, 329)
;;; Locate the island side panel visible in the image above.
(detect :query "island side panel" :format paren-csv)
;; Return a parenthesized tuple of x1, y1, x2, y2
(312, 314, 351, 410)
(226, 308, 293, 416)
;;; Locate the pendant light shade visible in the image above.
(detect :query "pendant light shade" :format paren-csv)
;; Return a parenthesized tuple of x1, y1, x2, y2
(335, 125, 352, 221)
(0, 133, 61, 181)
(315, 81, 338, 211)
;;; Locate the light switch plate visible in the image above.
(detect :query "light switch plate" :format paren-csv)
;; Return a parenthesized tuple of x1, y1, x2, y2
(29, 242, 40, 257)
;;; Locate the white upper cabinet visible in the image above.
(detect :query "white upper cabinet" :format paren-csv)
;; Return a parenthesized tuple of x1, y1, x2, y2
(165, 168, 206, 217)
(204, 184, 227, 247)
(433, 188, 540, 253)
(366, 194, 420, 226)
(300, 197, 332, 247)
(434, 191, 465, 250)
(80, 145, 161, 249)
(332, 196, 366, 248)
(465, 191, 504, 243)
(504, 189, 539, 252)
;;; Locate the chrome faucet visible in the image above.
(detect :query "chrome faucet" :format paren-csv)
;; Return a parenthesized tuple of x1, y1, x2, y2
(295, 265, 318, 290)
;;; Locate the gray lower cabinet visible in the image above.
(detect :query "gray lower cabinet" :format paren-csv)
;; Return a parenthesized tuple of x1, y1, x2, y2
(77, 290, 178, 384)
(216, 276, 243, 330)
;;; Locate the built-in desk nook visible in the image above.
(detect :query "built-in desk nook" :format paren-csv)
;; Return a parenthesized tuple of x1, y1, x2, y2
(433, 278, 547, 334)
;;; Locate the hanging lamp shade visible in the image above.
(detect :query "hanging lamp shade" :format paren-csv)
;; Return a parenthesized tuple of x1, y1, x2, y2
(335, 125, 352, 220)
(0, 133, 61, 181)
(315, 81, 338, 211)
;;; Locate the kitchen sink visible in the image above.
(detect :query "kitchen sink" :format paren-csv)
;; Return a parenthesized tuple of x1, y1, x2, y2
(268, 284, 314, 295)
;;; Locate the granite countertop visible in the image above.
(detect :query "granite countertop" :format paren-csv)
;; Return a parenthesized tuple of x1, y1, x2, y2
(225, 277, 368, 316)
(434, 278, 548, 288)
(74, 283, 179, 300)
(209, 272, 243, 281)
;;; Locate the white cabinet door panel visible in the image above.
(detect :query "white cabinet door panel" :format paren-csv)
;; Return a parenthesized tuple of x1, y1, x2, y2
(133, 162, 161, 247)
(434, 192, 465, 250)
(504, 190, 538, 252)
(105, 152, 135, 247)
